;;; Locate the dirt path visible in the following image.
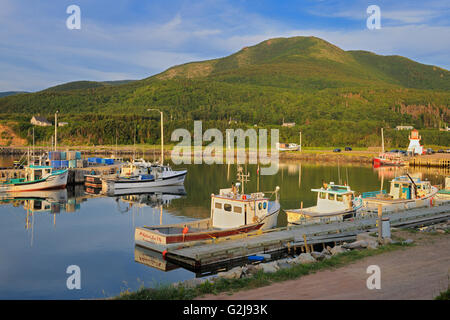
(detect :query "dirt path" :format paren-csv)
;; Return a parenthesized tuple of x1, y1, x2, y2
(198, 233, 450, 300)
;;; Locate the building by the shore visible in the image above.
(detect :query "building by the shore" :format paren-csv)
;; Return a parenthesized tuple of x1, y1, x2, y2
(396, 125, 414, 131)
(30, 116, 52, 127)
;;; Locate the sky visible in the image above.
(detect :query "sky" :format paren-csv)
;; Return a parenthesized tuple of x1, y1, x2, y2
(0, 0, 449, 91)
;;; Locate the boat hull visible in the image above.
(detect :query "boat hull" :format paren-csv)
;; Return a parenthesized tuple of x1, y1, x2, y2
(260, 201, 280, 229)
(135, 219, 264, 245)
(2, 170, 68, 192)
(362, 186, 439, 211)
(286, 198, 363, 225)
(103, 170, 187, 190)
(373, 157, 406, 167)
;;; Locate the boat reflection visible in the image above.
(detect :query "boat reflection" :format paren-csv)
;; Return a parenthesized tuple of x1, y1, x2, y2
(0, 188, 85, 246)
(111, 185, 187, 210)
(134, 245, 180, 272)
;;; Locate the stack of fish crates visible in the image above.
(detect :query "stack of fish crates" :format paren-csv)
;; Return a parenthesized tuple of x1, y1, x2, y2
(50, 151, 84, 168)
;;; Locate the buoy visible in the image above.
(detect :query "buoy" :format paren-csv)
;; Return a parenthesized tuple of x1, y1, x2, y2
(162, 250, 167, 260)
(242, 195, 247, 200)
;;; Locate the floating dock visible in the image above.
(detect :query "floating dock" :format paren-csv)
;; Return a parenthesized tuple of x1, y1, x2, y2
(136, 202, 450, 271)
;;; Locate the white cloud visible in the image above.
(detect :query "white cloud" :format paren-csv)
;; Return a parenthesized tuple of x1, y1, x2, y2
(0, 1, 449, 91)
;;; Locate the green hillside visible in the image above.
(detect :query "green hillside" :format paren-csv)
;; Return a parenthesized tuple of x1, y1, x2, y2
(155, 36, 449, 90)
(0, 36, 448, 147)
(0, 91, 29, 98)
(43, 80, 136, 92)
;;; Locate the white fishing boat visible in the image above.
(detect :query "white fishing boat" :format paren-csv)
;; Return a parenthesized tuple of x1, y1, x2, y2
(362, 175, 438, 211)
(135, 184, 280, 245)
(0, 165, 68, 193)
(285, 182, 363, 225)
(119, 159, 153, 177)
(102, 164, 187, 191)
(276, 143, 300, 151)
(135, 168, 280, 246)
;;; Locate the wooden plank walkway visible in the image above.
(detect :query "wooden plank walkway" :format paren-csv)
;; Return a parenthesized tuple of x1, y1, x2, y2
(136, 202, 450, 269)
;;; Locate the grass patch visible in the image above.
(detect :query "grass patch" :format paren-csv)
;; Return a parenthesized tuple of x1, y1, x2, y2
(434, 278, 450, 300)
(116, 242, 410, 300)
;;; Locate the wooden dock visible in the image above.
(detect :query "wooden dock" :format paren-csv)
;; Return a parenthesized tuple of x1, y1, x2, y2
(408, 154, 450, 168)
(136, 201, 450, 271)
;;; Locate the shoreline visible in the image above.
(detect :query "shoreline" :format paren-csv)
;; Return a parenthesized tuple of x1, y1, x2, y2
(116, 230, 449, 300)
(0, 146, 377, 164)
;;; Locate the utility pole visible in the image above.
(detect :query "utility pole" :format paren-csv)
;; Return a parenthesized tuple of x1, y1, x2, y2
(299, 131, 302, 152)
(54, 111, 59, 151)
(160, 111, 164, 164)
(32, 127, 35, 161)
(147, 109, 164, 164)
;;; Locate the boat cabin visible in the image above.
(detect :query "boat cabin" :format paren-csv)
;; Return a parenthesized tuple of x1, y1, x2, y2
(211, 187, 269, 229)
(24, 165, 55, 182)
(312, 182, 355, 214)
(389, 176, 432, 200)
(120, 161, 173, 179)
(120, 163, 149, 177)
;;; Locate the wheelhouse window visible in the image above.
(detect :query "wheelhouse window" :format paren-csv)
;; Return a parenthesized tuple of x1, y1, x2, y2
(224, 204, 232, 212)
(215, 202, 222, 209)
(328, 193, 335, 201)
(234, 206, 242, 213)
(336, 195, 343, 202)
(319, 192, 326, 199)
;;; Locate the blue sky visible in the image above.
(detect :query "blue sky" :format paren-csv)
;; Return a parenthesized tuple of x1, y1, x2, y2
(0, 0, 449, 91)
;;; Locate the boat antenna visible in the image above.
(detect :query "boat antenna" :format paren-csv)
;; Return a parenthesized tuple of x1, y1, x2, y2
(236, 165, 249, 194)
(406, 173, 418, 198)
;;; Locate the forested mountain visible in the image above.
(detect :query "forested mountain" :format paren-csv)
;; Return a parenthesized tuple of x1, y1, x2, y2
(0, 91, 29, 98)
(0, 36, 448, 147)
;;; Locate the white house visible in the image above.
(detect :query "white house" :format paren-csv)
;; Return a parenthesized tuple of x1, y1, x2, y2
(30, 116, 52, 127)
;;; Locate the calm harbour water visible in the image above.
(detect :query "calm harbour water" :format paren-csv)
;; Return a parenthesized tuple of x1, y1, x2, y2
(0, 155, 447, 299)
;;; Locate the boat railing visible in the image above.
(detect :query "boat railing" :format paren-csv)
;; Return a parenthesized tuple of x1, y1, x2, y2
(361, 190, 387, 199)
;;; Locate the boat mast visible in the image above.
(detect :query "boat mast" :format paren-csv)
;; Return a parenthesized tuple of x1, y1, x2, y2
(236, 165, 250, 194)
(381, 127, 384, 153)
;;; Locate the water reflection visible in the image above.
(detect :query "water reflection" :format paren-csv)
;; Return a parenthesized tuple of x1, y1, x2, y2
(0, 159, 448, 299)
(134, 246, 180, 272)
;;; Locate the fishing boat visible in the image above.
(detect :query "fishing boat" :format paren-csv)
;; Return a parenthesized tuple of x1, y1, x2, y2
(436, 177, 450, 200)
(102, 164, 187, 191)
(373, 152, 407, 167)
(0, 165, 68, 192)
(362, 175, 439, 211)
(135, 177, 280, 245)
(119, 158, 153, 177)
(285, 182, 363, 225)
(276, 143, 300, 151)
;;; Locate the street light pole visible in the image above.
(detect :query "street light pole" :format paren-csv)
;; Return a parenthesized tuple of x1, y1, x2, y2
(54, 110, 59, 151)
(147, 108, 164, 165)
